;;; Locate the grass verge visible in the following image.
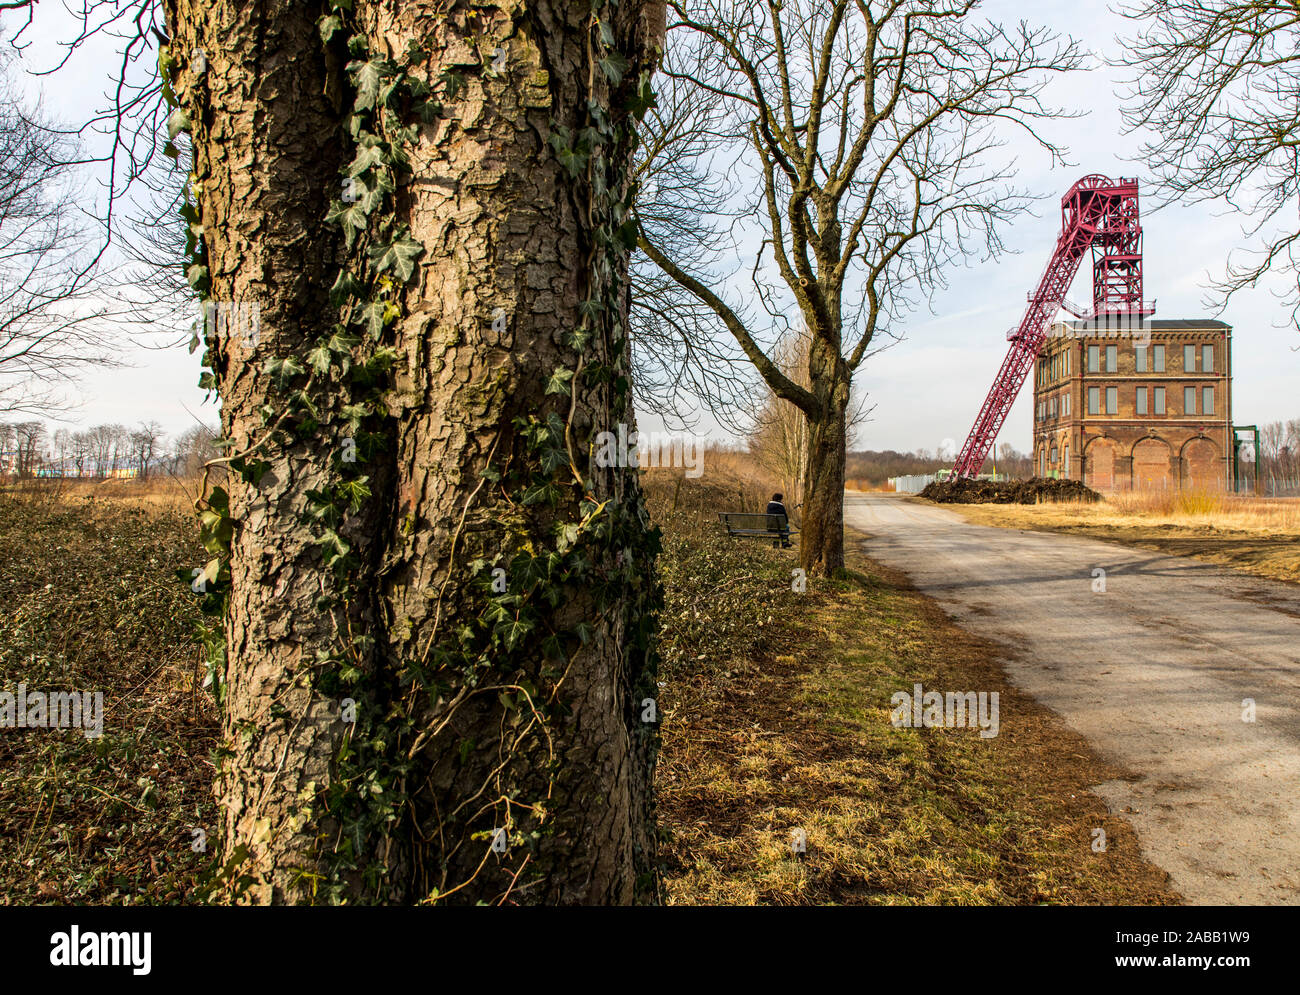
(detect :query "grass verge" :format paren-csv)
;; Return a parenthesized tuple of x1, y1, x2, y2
(927, 494, 1300, 585)
(653, 487, 1178, 904)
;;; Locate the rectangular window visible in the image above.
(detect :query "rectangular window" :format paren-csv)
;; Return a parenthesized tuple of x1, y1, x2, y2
(1106, 344, 1118, 372)
(1203, 386, 1214, 414)
(1154, 386, 1166, 414)
(1135, 346, 1147, 372)
(1088, 386, 1100, 414)
(1136, 386, 1148, 415)
(1184, 344, 1196, 372)
(1184, 386, 1195, 414)
(1088, 345, 1100, 373)
(1050, 445, 1058, 463)
(1065, 351, 1071, 375)
(1106, 386, 1118, 414)
(1202, 344, 1214, 372)
(1153, 345, 1165, 372)
(1063, 447, 1070, 478)
(1064, 393, 1071, 416)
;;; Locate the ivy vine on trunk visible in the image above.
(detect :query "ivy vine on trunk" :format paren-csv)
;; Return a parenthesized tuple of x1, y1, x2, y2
(164, 0, 667, 905)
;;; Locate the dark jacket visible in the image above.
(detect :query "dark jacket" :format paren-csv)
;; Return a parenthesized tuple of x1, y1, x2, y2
(765, 500, 788, 520)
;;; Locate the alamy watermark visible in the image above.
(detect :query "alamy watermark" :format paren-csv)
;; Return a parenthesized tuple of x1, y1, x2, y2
(890, 682, 999, 738)
(1047, 312, 1153, 348)
(196, 300, 260, 349)
(0, 684, 104, 739)
(49, 927, 150, 975)
(593, 424, 703, 478)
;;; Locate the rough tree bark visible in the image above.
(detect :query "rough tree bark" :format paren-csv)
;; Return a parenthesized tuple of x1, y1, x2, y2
(166, 0, 664, 905)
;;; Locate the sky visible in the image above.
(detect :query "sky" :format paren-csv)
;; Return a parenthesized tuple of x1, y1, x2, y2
(4, 0, 1296, 454)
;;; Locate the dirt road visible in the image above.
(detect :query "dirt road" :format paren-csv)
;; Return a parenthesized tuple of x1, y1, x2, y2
(845, 492, 1300, 905)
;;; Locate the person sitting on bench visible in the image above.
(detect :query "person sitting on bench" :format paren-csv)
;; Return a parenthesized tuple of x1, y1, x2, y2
(766, 493, 793, 548)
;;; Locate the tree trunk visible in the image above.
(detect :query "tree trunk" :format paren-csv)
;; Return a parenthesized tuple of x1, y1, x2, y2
(167, 0, 662, 905)
(799, 402, 847, 576)
(797, 328, 848, 576)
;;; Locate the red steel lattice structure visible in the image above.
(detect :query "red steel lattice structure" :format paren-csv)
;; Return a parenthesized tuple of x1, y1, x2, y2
(952, 175, 1155, 479)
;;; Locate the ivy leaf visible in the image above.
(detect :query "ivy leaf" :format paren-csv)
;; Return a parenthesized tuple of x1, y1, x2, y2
(628, 74, 657, 120)
(554, 146, 588, 178)
(197, 558, 222, 590)
(186, 263, 210, 293)
(495, 615, 534, 652)
(556, 522, 582, 552)
(318, 528, 352, 565)
(614, 218, 639, 251)
(349, 58, 397, 112)
(340, 402, 369, 430)
(440, 70, 466, 102)
(306, 344, 333, 375)
(521, 481, 559, 506)
(325, 198, 368, 248)
(339, 476, 372, 512)
(545, 366, 574, 395)
(167, 107, 191, 140)
(318, 13, 343, 42)
(360, 300, 387, 338)
(263, 354, 306, 389)
(598, 50, 628, 84)
(368, 232, 424, 283)
(326, 328, 358, 353)
(346, 140, 386, 178)
(329, 268, 363, 307)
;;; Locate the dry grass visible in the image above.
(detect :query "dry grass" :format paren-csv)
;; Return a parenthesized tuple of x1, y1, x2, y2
(0, 475, 201, 514)
(938, 489, 1300, 584)
(1100, 488, 1300, 529)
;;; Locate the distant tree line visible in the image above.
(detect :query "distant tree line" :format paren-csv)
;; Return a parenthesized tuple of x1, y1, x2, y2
(846, 443, 1033, 487)
(1258, 419, 1300, 495)
(0, 420, 219, 480)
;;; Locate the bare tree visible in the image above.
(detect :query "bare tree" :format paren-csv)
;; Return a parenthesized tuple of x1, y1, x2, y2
(13, 419, 44, 477)
(629, 59, 758, 431)
(748, 329, 868, 507)
(638, 0, 1082, 573)
(171, 421, 220, 477)
(748, 335, 812, 507)
(129, 418, 165, 480)
(996, 441, 1032, 480)
(1116, 0, 1299, 324)
(86, 422, 124, 477)
(0, 58, 121, 415)
(0, 420, 13, 471)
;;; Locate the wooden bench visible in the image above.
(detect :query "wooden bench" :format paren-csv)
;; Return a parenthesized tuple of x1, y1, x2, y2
(717, 512, 796, 547)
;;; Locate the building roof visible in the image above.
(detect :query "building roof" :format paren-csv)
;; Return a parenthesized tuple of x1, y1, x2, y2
(1146, 319, 1232, 330)
(1055, 317, 1232, 333)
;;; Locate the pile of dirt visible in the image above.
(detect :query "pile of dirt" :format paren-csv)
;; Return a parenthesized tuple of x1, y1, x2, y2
(920, 476, 1101, 505)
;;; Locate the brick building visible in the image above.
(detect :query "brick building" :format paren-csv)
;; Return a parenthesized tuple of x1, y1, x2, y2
(1032, 319, 1232, 492)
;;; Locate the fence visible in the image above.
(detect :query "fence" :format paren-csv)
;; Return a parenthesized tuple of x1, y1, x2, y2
(887, 471, 1011, 494)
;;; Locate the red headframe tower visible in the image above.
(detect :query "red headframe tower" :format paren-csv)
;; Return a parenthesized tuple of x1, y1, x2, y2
(951, 175, 1155, 479)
